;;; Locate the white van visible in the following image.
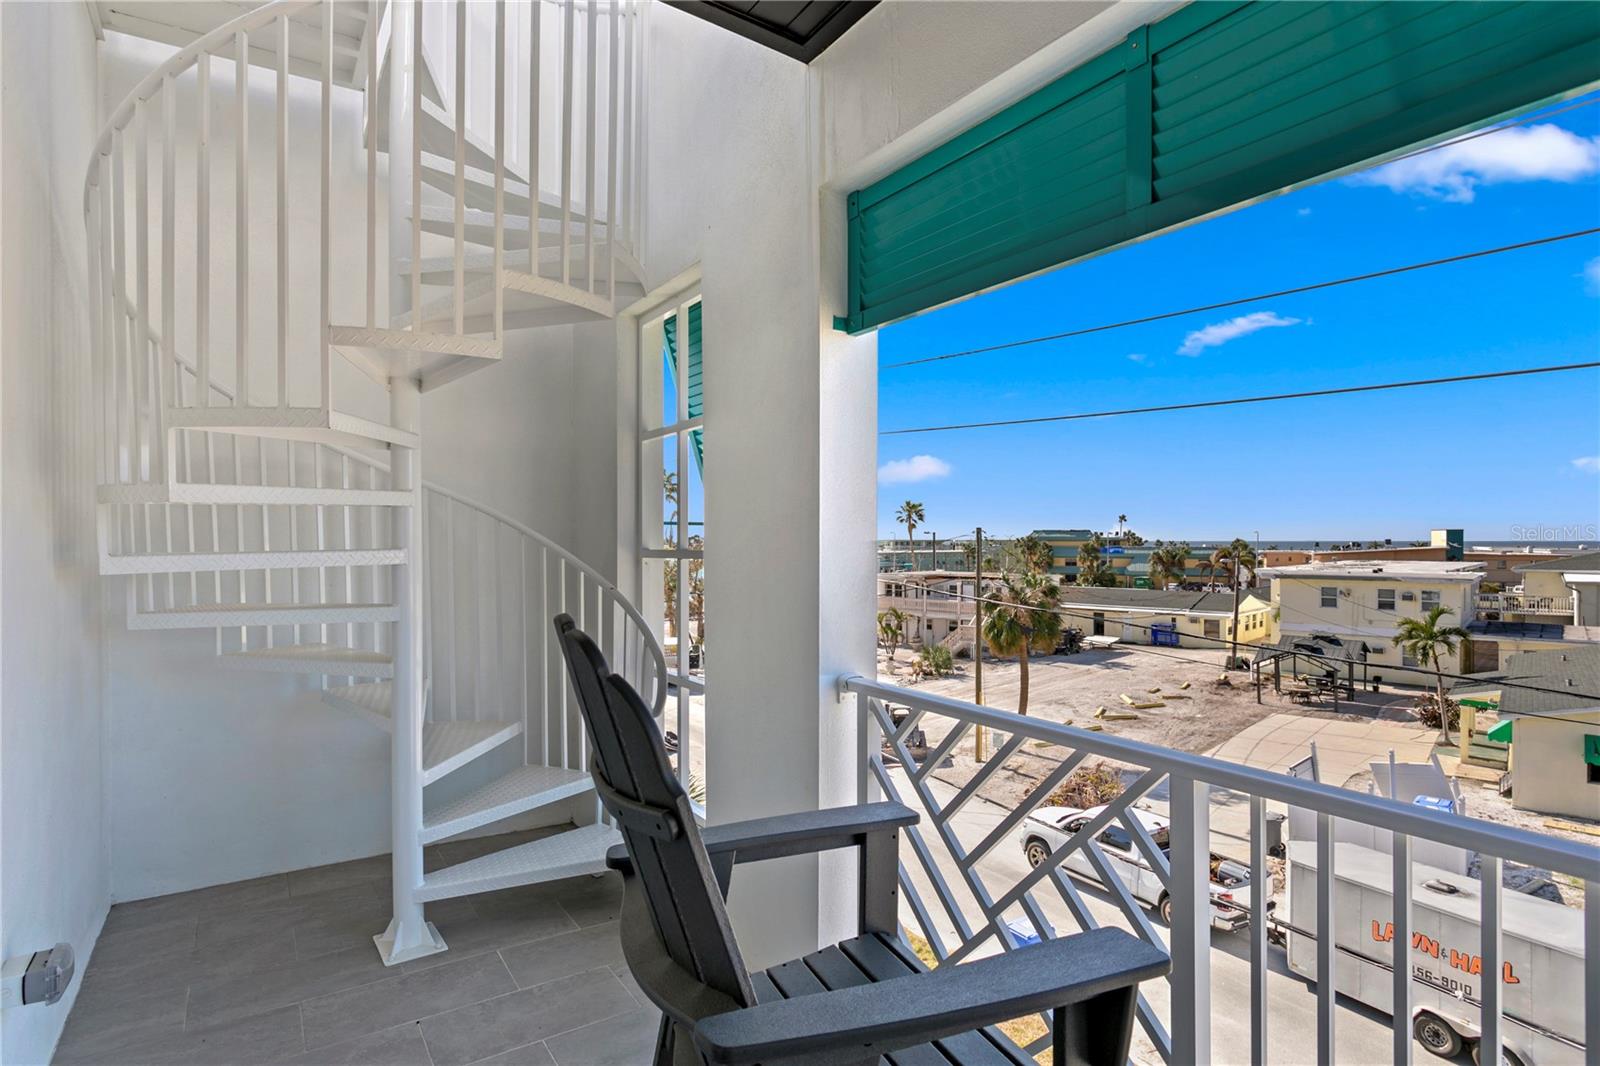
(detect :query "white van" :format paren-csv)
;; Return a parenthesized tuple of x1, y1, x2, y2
(1283, 841, 1585, 1066)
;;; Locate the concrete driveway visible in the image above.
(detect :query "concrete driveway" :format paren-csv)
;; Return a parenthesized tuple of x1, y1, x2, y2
(1207, 712, 1439, 787)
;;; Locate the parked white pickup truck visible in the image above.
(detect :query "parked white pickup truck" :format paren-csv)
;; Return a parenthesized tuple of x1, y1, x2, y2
(1019, 804, 1274, 931)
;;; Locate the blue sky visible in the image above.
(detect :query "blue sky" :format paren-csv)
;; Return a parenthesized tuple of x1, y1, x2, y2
(876, 95, 1600, 545)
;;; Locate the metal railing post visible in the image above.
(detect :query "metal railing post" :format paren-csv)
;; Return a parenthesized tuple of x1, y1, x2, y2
(1168, 773, 1212, 1064)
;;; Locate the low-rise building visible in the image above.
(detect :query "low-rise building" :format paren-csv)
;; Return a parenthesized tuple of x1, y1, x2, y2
(878, 571, 984, 648)
(1260, 559, 1485, 684)
(1498, 549, 1600, 625)
(1054, 586, 1274, 649)
(1481, 647, 1600, 821)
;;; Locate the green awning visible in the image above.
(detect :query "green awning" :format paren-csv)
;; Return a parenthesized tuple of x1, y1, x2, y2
(1486, 719, 1513, 744)
(663, 302, 703, 473)
(1460, 697, 1500, 711)
(1585, 734, 1600, 768)
(841, 1, 1600, 333)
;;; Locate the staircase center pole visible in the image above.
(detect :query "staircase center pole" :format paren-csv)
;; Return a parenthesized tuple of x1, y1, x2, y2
(374, 0, 445, 966)
(375, 375, 443, 965)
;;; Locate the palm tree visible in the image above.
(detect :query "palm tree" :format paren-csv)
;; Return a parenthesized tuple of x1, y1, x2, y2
(1392, 606, 1471, 748)
(981, 575, 1062, 715)
(895, 500, 925, 567)
(1076, 535, 1110, 586)
(1116, 514, 1128, 536)
(1012, 532, 1054, 576)
(1149, 543, 1190, 590)
(1209, 539, 1258, 666)
(877, 608, 907, 669)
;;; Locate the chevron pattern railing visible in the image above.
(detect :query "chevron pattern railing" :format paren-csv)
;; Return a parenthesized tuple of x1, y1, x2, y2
(842, 676, 1600, 1066)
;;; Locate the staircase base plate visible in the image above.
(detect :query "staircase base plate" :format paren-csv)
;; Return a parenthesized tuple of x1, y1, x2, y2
(374, 918, 448, 967)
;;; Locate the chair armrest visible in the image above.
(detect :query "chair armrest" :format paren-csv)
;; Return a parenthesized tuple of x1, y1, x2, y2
(691, 928, 1169, 1065)
(605, 801, 917, 873)
(700, 802, 917, 863)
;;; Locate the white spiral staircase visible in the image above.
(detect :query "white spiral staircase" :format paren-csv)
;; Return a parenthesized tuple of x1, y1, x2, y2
(83, 0, 661, 965)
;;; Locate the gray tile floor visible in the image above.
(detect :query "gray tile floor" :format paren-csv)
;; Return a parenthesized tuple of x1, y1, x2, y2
(56, 828, 661, 1066)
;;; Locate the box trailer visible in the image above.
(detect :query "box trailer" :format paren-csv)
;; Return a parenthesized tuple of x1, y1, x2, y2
(1283, 841, 1585, 1066)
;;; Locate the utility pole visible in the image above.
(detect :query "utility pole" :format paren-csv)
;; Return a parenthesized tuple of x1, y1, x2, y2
(974, 527, 986, 761)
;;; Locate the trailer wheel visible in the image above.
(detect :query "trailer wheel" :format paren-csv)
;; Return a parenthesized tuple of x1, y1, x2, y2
(1157, 893, 1172, 925)
(1470, 1040, 1525, 1066)
(1412, 1013, 1462, 1058)
(1024, 838, 1051, 868)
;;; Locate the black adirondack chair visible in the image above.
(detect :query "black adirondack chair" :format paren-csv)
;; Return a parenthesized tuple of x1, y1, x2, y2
(554, 614, 1169, 1065)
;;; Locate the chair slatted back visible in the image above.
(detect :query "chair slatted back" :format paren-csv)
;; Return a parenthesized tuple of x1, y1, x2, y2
(555, 614, 755, 1009)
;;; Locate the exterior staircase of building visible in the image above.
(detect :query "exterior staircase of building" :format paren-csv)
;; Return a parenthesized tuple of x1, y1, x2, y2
(84, 0, 657, 965)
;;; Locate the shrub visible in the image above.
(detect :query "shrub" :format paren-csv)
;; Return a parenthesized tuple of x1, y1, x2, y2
(1413, 692, 1460, 731)
(1045, 760, 1126, 809)
(917, 644, 955, 678)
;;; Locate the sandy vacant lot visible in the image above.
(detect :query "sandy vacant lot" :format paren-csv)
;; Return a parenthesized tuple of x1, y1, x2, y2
(877, 644, 1290, 807)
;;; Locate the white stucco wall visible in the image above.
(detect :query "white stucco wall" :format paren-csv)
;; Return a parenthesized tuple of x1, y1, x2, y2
(629, 0, 1164, 966)
(1, 4, 109, 1062)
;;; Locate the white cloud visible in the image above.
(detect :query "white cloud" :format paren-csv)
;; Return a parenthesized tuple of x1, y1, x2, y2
(1126, 352, 1147, 363)
(878, 454, 951, 484)
(1584, 256, 1600, 297)
(1177, 311, 1302, 356)
(1574, 456, 1600, 474)
(1348, 123, 1600, 203)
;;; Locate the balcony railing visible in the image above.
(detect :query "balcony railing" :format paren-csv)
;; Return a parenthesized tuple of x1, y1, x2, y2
(1476, 592, 1575, 617)
(841, 675, 1599, 1065)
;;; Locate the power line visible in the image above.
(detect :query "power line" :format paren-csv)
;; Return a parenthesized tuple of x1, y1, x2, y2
(880, 226, 1600, 370)
(882, 361, 1600, 436)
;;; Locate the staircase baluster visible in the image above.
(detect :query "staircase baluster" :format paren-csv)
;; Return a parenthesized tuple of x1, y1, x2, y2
(584, 0, 596, 294)
(519, 538, 529, 767)
(366, 0, 378, 329)
(560, 0, 572, 287)
(111, 133, 130, 483)
(258, 436, 274, 649)
(235, 29, 249, 408)
(341, 455, 354, 655)
(232, 435, 246, 645)
(321, 0, 333, 407)
(454, 0, 467, 335)
(315, 445, 329, 647)
(493, 0, 505, 341)
(276, 15, 290, 409)
(197, 52, 211, 409)
(527, 0, 540, 277)
(134, 98, 151, 480)
(410, 0, 423, 331)
(606, 0, 617, 302)
(621, 1, 632, 260)
(444, 498, 457, 720)
(288, 441, 302, 645)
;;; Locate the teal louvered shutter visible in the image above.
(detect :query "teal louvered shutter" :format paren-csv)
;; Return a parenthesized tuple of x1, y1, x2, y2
(663, 302, 703, 471)
(841, 1, 1600, 333)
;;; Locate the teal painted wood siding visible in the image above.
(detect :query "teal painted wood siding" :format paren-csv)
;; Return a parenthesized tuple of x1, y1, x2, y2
(840, 1, 1600, 333)
(664, 301, 703, 470)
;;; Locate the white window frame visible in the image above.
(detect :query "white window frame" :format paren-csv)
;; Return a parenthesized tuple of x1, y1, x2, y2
(1320, 586, 1338, 609)
(1420, 589, 1441, 612)
(637, 284, 705, 797)
(1377, 588, 1396, 612)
